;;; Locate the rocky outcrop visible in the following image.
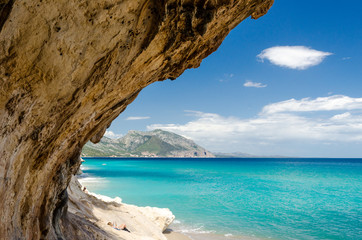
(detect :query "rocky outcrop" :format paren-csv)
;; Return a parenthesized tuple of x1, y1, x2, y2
(82, 129, 215, 158)
(67, 176, 174, 240)
(0, 0, 273, 239)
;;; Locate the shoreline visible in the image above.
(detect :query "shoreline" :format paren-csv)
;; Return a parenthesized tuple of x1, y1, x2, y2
(72, 174, 192, 240)
(76, 176, 194, 240)
(76, 158, 362, 240)
(164, 229, 192, 240)
(77, 162, 257, 240)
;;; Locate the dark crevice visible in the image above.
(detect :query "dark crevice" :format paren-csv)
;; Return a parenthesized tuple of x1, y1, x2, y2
(39, 195, 50, 238)
(52, 189, 68, 240)
(139, 0, 165, 50)
(5, 93, 19, 116)
(0, 0, 15, 32)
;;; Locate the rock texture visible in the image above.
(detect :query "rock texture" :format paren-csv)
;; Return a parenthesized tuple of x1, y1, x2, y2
(68, 176, 174, 240)
(82, 129, 215, 158)
(0, 0, 273, 239)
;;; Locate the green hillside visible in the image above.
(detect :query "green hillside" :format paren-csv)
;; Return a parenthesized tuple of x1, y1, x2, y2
(81, 129, 215, 158)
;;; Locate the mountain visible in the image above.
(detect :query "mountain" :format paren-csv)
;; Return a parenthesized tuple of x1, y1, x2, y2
(82, 129, 215, 158)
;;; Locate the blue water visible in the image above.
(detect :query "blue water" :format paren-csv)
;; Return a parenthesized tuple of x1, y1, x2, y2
(80, 158, 362, 240)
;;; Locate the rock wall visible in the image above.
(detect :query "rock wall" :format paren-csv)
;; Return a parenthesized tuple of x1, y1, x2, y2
(0, 0, 273, 239)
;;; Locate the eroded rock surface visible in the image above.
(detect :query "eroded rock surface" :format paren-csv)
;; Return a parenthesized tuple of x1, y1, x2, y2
(68, 176, 174, 240)
(0, 0, 273, 239)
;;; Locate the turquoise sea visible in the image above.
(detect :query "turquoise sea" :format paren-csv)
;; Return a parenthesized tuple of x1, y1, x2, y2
(80, 158, 362, 240)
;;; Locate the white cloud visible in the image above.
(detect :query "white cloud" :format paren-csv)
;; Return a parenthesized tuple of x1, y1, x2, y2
(342, 57, 351, 60)
(125, 116, 150, 120)
(147, 95, 362, 156)
(257, 46, 332, 70)
(261, 95, 362, 115)
(244, 80, 267, 88)
(104, 130, 123, 139)
(331, 112, 351, 120)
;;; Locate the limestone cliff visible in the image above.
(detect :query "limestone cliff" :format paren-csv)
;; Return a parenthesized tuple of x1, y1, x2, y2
(0, 0, 273, 239)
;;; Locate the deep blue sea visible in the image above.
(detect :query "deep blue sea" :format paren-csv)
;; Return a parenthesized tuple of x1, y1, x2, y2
(80, 158, 362, 240)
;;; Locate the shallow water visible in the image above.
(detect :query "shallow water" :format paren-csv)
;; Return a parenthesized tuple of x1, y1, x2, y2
(80, 158, 362, 240)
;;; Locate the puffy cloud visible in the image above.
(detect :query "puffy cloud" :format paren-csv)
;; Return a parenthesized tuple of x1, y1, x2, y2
(261, 95, 362, 115)
(244, 80, 267, 88)
(331, 112, 351, 120)
(257, 46, 332, 70)
(125, 116, 150, 120)
(147, 95, 362, 155)
(104, 130, 123, 139)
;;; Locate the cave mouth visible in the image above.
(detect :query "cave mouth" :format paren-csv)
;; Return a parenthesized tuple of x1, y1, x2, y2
(0, 0, 273, 239)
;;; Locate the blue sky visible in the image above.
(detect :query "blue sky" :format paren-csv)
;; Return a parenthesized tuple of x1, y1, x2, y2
(106, 0, 362, 157)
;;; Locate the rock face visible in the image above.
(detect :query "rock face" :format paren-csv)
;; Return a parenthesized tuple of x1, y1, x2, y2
(0, 0, 273, 239)
(82, 129, 215, 157)
(67, 176, 174, 240)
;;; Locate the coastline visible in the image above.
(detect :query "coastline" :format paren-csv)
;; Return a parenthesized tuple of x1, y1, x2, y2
(71, 175, 192, 240)
(74, 172, 254, 240)
(77, 157, 362, 240)
(164, 229, 192, 240)
(77, 159, 261, 240)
